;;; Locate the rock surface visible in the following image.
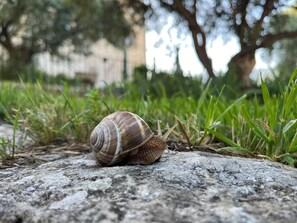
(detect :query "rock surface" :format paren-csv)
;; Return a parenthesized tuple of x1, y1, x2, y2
(1, 150, 297, 223)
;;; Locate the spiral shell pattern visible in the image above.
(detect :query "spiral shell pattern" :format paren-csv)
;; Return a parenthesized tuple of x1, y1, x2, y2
(90, 111, 154, 166)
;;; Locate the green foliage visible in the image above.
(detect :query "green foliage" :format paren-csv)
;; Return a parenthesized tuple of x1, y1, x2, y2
(40, 73, 81, 86)
(131, 65, 204, 99)
(0, 68, 296, 167)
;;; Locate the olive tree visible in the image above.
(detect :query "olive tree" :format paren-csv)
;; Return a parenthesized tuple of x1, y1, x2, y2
(143, 0, 297, 88)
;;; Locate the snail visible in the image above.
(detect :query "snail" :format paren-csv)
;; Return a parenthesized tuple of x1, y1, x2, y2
(90, 111, 175, 166)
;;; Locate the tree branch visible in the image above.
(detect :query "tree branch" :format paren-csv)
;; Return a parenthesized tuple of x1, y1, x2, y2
(160, 0, 215, 78)
(234, 30, 297, 57)
(192, 0, 197, 16)
(233, 0, 250, 47)
(261, 30, 297, 47)
(251, 0, 276, 43)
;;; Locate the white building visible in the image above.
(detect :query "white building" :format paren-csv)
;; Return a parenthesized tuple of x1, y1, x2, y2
(36, 24, 146, 87)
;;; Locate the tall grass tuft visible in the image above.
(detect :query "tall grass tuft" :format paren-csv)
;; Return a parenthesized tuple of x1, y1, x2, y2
(208, 68, 297, 166)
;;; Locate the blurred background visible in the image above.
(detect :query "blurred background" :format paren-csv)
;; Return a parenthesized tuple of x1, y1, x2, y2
(0, 0, 296, 95)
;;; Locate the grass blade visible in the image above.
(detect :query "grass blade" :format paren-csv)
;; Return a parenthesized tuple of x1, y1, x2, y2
(283, 119, 297, 134)
(288, 67, 297, 84)
(241, 105, 270, 143)
(206, 127, 241, 148)
(196, 79, 212, 113)
(283, 82, 297, 118)
(215, 94, 246, 122)
(217, 146, 253, 155)
(261, 76, 273, 121)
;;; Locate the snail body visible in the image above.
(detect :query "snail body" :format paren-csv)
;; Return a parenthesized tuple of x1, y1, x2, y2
(90, 111, 168, 166)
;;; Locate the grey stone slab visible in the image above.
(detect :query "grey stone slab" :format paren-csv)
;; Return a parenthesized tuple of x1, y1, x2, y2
(0, 151, 296, 223)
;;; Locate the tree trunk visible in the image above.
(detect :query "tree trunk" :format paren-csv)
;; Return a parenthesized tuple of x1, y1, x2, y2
(8, 48, 34, 66)
(1, 46, 35, 80)
(226, 51, 256, 90)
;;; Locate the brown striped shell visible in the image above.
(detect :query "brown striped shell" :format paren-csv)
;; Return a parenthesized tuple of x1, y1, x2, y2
(90, 111, 156, 166)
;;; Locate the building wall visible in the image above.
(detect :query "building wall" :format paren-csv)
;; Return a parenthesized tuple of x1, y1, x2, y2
(37, 24, 146, 87)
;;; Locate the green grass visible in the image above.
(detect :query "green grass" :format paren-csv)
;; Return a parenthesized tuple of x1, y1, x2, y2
(0, 69, 296, 166)
(206, 69, 297, 166)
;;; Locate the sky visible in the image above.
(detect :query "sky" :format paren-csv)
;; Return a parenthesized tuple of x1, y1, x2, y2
(145, 21, 270, 80)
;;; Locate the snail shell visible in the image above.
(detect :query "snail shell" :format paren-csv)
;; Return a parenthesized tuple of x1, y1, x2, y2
(90, 111, 167, 166)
